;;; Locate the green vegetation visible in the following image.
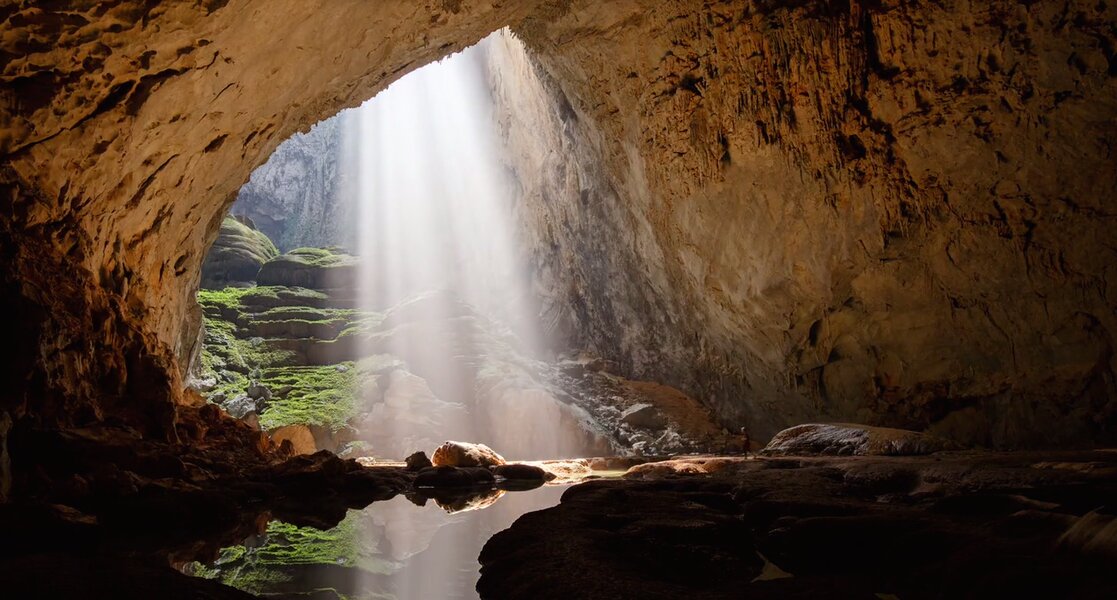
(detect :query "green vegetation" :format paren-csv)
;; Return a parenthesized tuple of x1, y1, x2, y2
(286, 246, 355, 267)
(194, 263, 379, 432)
(197, 285, 253, 311)
(196, 286, 301, 399)
(258, 364, 360, 430)
(187, 514, 398, 597)
(241, 285, 329, 308)
(260, 305, 359, 321)
(219, 216, 280, 261)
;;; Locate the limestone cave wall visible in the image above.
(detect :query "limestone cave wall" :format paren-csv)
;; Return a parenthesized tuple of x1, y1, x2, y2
(1, 0, 1115, 460)
(501, 0, 1117, 446)
(0, 0, 542, 441)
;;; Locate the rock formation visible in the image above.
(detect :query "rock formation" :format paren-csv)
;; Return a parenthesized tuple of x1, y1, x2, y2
(200, 216, 278, 288)
(231, 116, 355, 252)
(493, 3, 1117, 447)
(431, 441, 507, 468)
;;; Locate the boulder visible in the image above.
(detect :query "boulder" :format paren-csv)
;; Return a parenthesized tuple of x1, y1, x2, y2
(492, 463, 553, 482)
(620, 403, 668, 430)
(269, 424, 317, 455)
(405, 451, 433, 471)
(222, 395, 256, 419)
(199, 216, 279, 288)
(761, 423, 955, 457)
(256, 247, 358, 289)
(431, 441, 506, 468)
(245, 381, 271, 402)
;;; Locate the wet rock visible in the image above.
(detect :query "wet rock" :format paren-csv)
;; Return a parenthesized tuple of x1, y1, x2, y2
(405, 451, 433, 471)
(414, 466, 495, 488)
(479, 452, 1117, 599)
(478, 479, 758, 600)
(620, 403, 668, 430)
(761, 423, 955, 456)
(269, 425, 317, 455)
(431, 441, 506, 468)
(493, 463, 553, 482)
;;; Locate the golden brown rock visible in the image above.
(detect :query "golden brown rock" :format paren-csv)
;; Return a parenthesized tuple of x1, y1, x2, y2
(431, 441, 506, 468)
(269, 425, 316, 456)
(0, 1, 1114, 461)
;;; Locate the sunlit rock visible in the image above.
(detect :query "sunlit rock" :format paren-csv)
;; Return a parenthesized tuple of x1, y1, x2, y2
(431, 441, 506, 468)
(269, 424, 317, 455)
(256, 247, 359, 290)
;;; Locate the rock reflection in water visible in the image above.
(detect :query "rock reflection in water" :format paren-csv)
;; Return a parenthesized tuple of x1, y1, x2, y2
(189, 484, 569, 599)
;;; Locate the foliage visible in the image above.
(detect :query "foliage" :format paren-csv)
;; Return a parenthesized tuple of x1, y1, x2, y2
(185, 513, 399, 597)
(259, 364, 359, 431)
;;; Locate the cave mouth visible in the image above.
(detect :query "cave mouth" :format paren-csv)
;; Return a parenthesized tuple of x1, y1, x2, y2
(186, 31, 750, 596)
(4, 2, 1117, 598)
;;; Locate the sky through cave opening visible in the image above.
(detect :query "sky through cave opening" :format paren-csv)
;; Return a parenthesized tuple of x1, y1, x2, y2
(202, 29, 613, 463)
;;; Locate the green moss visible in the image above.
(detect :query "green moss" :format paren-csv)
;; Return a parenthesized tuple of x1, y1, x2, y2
(259, 364, 358, 430)
(197, 286, 253, 311)
(260, 305, 359, 322)
(286, 246, 355, 267)
(186, 513, 399, 597)
(337, 313, 386, 338)
(219, 216, 280, 260)
(195, 286, 299, 398)
(240, 285, 329, 308)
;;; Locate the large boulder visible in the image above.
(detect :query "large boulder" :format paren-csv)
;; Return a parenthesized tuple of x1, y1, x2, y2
(620, 403, 668, 430)
(256, 247, 359, 290)
(414, 466, 496, 488)
(492, 463, 553, 482)
(761, 423, 955, 457)
(431, 441, 506, 468)
(200, 216, 279, 288)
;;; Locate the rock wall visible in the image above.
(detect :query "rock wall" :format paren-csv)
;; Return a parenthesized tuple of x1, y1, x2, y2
(494, 1, 1117, 446)
(0, 0, 541, 440)
(1, 0, 1115, 454)
(232, 115, 357, 252)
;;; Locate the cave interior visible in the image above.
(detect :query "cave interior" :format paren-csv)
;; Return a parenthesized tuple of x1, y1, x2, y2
(2, 1, 1117, 598)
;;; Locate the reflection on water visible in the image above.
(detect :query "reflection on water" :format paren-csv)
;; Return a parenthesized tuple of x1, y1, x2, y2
(187, 484, 570, 599)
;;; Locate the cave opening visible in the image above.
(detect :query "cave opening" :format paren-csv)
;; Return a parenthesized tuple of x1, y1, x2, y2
(3, 2, 1117, 598)
(186, 30, 732, 598)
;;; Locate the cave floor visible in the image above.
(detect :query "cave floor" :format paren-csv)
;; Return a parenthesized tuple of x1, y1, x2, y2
(479, 450, 1117, 599)
(2, 434, 1116, 598)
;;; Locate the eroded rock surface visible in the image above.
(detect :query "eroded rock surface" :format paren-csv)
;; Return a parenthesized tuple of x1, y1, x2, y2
(761, 422, 955, 456)
(479, 451, 1117, 599)
(199, 216, 278, 288)
(497, 2, 1117, 446)
(0, 0, 1115, 515)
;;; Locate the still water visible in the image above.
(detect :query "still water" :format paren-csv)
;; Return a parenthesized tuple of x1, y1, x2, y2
(187, 483, 570, 599)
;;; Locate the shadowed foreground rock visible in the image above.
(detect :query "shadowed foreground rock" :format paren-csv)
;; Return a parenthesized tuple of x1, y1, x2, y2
(478, 451, 1117, 599)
